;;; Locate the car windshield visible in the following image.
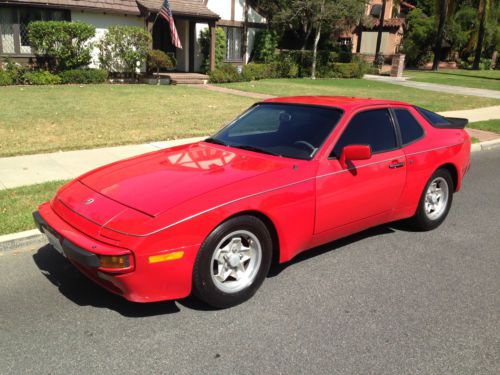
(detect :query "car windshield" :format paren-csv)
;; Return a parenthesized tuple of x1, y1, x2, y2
(206, 103, 343, 160)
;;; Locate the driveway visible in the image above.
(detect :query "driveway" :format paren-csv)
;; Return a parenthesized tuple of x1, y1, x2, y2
(1, 150, 499, 374)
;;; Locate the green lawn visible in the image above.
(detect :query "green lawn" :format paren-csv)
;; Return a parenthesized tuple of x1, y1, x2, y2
(467, 119, 500, 134)
(219, 78, 500, 112)
(0, 180, 67, 235)
(0, 85, 255, 157)
(405, 69, 500, 91)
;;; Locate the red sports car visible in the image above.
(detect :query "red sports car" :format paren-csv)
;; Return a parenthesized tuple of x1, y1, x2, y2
(34, 96, 471, 308)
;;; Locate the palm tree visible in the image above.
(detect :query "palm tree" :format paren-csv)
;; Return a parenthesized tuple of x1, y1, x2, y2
(432, 0, 456, 70)
(472, 0, 491, 69)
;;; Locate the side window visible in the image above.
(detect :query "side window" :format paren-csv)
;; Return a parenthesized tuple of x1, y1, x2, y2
(331, 109, 397, 158)
(395, 109, 424, 145)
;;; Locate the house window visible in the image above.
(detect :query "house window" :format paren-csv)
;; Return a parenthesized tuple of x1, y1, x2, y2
(223, 26, 243, 61)
(0, 6, 70, 55)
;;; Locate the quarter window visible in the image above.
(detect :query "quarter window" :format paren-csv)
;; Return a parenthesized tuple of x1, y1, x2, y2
(331, 109, 397, 158)
(394, 109, 424, 145)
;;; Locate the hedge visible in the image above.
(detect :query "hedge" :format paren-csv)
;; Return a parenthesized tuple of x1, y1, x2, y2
(23, 71, 62, 85)
(59, 69, 108, 84)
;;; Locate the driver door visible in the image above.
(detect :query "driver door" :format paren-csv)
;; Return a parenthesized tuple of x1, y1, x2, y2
(315, 108, 407, 233)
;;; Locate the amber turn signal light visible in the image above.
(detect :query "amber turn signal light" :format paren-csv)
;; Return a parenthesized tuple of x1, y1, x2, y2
(98, 254, 130, 269)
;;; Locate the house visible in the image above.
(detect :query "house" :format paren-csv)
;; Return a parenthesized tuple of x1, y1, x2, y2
(0, 0, 266, 72)
(349, 0, 414, 57)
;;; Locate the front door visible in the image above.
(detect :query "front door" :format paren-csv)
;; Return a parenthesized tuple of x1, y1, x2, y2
(315, 108, 407, 233)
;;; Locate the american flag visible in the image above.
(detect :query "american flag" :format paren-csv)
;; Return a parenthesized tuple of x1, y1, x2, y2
(159, 0, 182, 49)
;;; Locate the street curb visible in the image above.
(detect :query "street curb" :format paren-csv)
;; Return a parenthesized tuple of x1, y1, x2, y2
(0, 229, 47, 253)
(471, 138, 500, 152)
(1, 138, 499, 254)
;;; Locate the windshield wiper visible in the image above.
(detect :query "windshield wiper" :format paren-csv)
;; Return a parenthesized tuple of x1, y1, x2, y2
(204, 137, 228, 146)
(232, 144, 281, 157)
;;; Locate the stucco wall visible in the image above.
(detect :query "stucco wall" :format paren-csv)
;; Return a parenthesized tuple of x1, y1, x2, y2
(71, 11, 145, 69)
(206, 0, 231, 20)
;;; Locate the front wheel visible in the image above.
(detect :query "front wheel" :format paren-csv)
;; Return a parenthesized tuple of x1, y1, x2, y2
(192, 215, 273, 308)
(409, 168, 454, 231)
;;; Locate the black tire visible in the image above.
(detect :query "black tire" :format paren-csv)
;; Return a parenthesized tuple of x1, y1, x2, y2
(192, 215, 273, 309)
(408, 168, 454, 231)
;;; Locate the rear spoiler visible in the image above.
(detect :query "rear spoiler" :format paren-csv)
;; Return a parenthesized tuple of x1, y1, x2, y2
(441, 117, 468, 129)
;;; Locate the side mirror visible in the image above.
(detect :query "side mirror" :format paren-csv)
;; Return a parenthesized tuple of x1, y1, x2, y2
(339, 145, 371, 169)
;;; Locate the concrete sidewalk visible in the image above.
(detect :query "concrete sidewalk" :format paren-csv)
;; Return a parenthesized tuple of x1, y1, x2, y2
(364, 74, 500, 99)
(0, 137, 205, 190)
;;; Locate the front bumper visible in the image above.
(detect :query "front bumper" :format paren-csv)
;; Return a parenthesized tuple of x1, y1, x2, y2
(34, 203, 199, 303)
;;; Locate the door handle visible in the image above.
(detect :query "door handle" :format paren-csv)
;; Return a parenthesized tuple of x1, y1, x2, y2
(389, 161, 405, 169)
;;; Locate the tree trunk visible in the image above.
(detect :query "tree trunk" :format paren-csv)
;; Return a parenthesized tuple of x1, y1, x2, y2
(311, 23, 321, 80)
(472, 2, 486, 70)
(432, 0, 447, 71)
(374, 0, 387, 63)
(156, 67, 160, 85)
(301, 23, 312, 51)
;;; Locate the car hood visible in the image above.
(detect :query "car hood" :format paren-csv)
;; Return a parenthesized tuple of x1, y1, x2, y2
(78, 142, 294, 217)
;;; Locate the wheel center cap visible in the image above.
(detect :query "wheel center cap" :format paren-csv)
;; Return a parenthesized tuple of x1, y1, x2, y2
(228, 254, 240, 268)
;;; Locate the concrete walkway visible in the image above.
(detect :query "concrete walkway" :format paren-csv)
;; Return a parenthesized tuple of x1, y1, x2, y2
(364, 74, 500, 99)
(0, 137, 205, 190)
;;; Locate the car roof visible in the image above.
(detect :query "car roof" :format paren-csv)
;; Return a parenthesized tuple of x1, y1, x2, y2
(262, 96, 409, 111)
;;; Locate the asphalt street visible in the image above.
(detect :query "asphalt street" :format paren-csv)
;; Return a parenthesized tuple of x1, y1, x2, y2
(1, 149, 499, 374)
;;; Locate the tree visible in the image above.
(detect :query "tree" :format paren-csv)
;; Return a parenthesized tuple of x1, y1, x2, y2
(432, 0, 454, 70)
(270, 0, 365, 79)
(199, 27, 226, 72)
(472, 0, 493, 69)
(147, 49, 176, 84)
(97, 25, 151, 78)
(28, 21, 95, 71)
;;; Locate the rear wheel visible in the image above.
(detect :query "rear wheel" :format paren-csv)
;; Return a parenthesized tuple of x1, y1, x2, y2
(192, 215, 272, 308)
(409, 168, 454, 231)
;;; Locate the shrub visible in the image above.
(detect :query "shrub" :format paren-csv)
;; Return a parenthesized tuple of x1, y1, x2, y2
(400, 9, 436, 67)
(199, 27, 226, 72)
(28, 21, 95, 71)
(330, 61, 368, 78)
(0, 71, 13, 86)
(23, 71, 61, 85)
(279, 50, 339, 77)
(252, 29, 278, 63)
(209, 64, 242, 83)
(241, 63, 273, 80)
(98, 25, 151, 76)
(59, 69, 108, 84)
(2, 58, 27, 84)
(147, 49, 176, 83)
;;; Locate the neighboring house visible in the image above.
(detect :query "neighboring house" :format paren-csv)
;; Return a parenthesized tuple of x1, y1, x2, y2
(0, 0, 266, 72)
(349, 0, 414, 57)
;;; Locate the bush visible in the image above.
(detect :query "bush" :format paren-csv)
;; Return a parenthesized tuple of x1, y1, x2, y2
(279, 50, 340, 77)
(2, 58, 27, 84)
(147, 49, 176, 74)
(209, 64, 243, 83)
(59, 69, 108, 84)
(0, 71, 13, 86)
(400, 9, 436, 67)
(199, 27, 226, 72)
(98, 25, 151, 76)
(23, 71, 61, 85)
(330, 61, 368, 78)
(28, 21, 95, 71)
(252, 29, 278, 63)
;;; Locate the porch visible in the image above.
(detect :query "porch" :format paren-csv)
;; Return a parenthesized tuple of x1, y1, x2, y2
(139, 0, 219, 73)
